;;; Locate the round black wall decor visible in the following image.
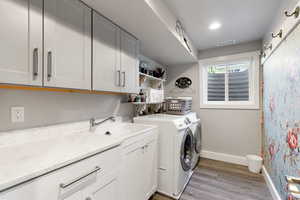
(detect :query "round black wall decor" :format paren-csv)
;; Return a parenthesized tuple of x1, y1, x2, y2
(175, 77, 192, 89)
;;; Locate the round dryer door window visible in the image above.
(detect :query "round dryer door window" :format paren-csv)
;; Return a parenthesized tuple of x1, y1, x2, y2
(194, 123, 202, 154)
(180, 128, 194, 171)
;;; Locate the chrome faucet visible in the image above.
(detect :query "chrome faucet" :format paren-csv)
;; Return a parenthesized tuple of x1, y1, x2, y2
(90, 116, 116, 129)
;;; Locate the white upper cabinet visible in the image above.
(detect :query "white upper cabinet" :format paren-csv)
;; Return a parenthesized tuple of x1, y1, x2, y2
(44, 0, 92, 90)
(120, 31, 139, 94)
(0, 0, 139, 93)
(93, 14, 139, 94)
(93, 12, 121, 92)
(0, 0, 43, 86)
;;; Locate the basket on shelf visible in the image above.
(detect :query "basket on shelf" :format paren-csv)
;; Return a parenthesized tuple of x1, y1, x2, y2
(166, 97, 192, 115)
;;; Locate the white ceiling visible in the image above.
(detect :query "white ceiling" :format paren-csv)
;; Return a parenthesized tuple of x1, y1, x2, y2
(164, 0, 282, 50)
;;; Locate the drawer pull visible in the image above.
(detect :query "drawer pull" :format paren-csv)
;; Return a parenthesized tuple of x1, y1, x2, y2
(272, 29, 283, 39)
(59, 166, 101, 189)
(285, 6, 300, 18)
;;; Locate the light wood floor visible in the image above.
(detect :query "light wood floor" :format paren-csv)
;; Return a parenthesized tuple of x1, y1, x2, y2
(151, 158, 272, 200)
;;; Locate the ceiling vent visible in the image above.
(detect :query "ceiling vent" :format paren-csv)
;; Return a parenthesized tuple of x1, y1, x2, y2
(216, 40, 237, 47)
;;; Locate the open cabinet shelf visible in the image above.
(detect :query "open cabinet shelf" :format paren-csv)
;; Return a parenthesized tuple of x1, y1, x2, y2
(139, 72, 166, 82)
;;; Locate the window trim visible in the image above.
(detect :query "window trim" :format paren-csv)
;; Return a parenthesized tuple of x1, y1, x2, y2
(199, 51, 260, 110)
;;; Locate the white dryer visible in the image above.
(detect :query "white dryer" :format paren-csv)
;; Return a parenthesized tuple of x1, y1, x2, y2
(184, 112, 202, 170)
(134, 114, 194, 199)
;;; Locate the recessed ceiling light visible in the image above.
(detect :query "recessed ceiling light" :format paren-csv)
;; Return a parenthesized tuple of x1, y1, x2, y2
(209, 22, 222, 30)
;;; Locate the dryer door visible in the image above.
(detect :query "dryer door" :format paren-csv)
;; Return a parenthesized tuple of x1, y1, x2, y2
(191, 123, 202, 170)
(194, 123, 202, 154)
(180, 128, 194, 171)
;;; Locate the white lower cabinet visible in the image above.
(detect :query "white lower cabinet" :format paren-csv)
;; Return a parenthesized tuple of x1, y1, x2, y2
(0, 147, 120, 200)
(142, 139, 158, 199)
(82, 171, 119, 200)
(119, 130, 158, 200)
(0, 129, 158, 200)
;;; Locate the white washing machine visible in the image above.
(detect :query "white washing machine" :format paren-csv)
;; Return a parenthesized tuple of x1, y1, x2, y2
(134, 114, 195, 199)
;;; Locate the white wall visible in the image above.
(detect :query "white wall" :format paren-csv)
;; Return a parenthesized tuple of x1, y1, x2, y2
(198, 40, 262, 59)
(166, 41, 262, 158)
(0, 90, 133, 132)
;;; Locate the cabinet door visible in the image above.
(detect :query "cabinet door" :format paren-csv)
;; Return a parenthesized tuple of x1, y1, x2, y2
(93, 12, 121, 92)
(120, 31, 139, 94)
(44, 0, 91, 90)
(63, 192, 84, 200)
(84, 175, 118, 200)
(120, 145, 144, 200)
(0, 0, 43, 86)
(142, 139, 157, 199)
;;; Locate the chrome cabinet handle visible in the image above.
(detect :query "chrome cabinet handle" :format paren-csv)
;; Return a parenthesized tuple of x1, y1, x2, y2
(272, 29, 283, 39)
(122, 71, 126, 87)
(33, 48, 39, 79)
(47, 51, 52, 81)
(59, 166, 101, 189)
(117, 70, 121, 86)
(285, 6, 300, 18)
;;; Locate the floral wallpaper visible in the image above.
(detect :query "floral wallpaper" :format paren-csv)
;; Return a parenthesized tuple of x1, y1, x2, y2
(263, 25, 300, 200)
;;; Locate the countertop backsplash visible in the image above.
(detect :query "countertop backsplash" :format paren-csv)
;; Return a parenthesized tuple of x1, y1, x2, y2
(0, 89, 134, 132)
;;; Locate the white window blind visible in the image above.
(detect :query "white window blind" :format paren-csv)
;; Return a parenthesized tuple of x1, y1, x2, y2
(207, 66, 225, 101)
(200, 51, 259, 109)
(228, 63, 249, 101)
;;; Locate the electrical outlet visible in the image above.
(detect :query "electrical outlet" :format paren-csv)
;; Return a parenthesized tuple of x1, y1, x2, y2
(11, 106, 25, 123)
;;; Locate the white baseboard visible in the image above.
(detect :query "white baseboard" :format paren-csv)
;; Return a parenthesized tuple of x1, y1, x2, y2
(262, 166, 282, 200)
(200, 150, 247, 166)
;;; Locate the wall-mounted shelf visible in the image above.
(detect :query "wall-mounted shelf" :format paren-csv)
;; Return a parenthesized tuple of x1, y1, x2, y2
(139, 72, 166, 82)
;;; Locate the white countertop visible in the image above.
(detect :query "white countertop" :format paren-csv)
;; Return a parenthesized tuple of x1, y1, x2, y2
(0, 120, 156, 192)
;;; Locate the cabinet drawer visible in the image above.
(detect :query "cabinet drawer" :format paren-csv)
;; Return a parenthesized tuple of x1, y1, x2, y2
(0, 147, 121, 200)
(122, 128, 158, 148)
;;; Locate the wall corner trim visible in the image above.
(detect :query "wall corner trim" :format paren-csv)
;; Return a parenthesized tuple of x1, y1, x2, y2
(262, 166, 282, 200)
(200, 150, 248, 166)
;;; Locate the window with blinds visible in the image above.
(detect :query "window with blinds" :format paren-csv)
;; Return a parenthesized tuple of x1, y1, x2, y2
(200, 51, 259, 109)
(206, 62, 250, 102)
